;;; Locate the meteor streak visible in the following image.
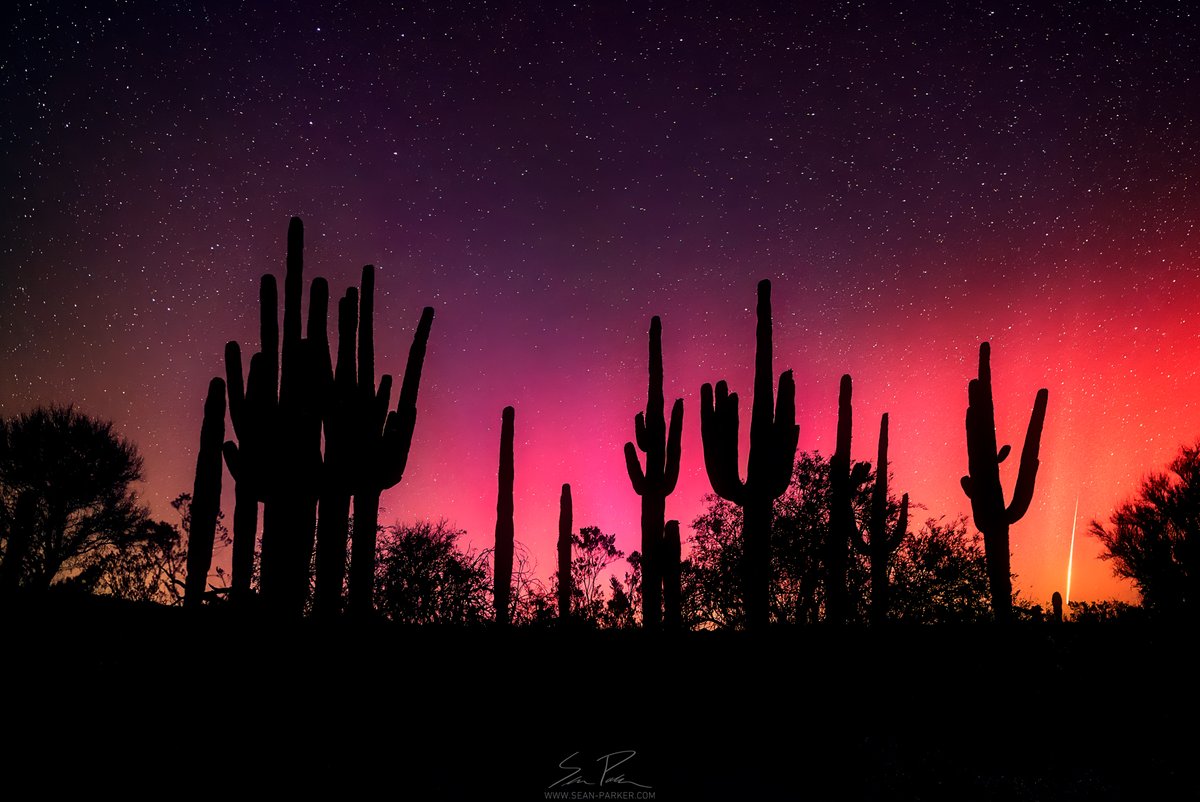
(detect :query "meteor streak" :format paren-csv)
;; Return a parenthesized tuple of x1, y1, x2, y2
(1066, 496, 1079, 609)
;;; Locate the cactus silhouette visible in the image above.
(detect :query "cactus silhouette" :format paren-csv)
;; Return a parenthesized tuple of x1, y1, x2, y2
(700, 280, 799, 629)
(345, 282, 434, 619)
(663, 519, 682, 630)
(184, 377, 226, 608)
(494, 406, 516, 625)
(624, 316, 683, 630)
(224, 217, 329, 617)
(222, 218, 433, 617)
(345, 268, 434, 619)
(223, 274, 278, 604)
(557, 483, 572, 621)
(850, 411, 909, 626)
(961, 341, 1049, 624)
(827, 374, 871, 625)
(1052, 591, 1063, 623)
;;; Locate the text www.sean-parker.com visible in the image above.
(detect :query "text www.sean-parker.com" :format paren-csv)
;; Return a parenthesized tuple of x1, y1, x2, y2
(544, 793, 656, 800)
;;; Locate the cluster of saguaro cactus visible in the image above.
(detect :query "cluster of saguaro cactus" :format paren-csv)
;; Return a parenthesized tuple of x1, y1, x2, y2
(962, 342, 1049, 623)
(191, 217, 434, 616)
(183, 377, 226, 608)
(624, 316, 683, 630)
(852, 413, 909, 627)
(184, 230, 1057, 631)
(494, 406, 516, 625)
(557, 483, 572, 621)
(700, 280, 799, 629)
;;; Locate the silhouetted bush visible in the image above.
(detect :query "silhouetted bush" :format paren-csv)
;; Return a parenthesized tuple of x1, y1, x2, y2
(375, 520, 490, 625)
(1090, 440, 1200, 617)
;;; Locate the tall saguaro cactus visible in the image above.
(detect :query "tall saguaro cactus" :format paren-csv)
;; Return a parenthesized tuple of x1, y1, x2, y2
(344, 265, 435, 619)
(557, 483, 572, 621)
(624, 316, 683, 630)
(961, 341, 1049, 623)
(184, 377, 226, 608)
(494, 406, 516, 625)
(700, 280, 799, 629)
(852, 412, 909, 627)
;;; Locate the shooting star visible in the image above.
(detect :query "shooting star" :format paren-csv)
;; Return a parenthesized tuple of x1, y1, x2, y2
(1066, 495, 1079, 609)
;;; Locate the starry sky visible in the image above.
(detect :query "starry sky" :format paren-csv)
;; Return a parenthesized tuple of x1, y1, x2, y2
(4, 0, 1200, 605)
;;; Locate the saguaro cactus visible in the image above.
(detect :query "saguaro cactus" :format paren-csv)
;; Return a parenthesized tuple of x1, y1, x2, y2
(662, 520, 682, 630)
(224, 217, 329, 617)
(494, 406, 516, 625)
(184, 377, 226, 608)
(828, 374, 869, 625)
(557, 483, 572, 621)
(1051, 591, 1063, 623)
(962, 341, 1049, 624)
(223, 218, 433, 618)
(700, 280, 799, 629)
(223, 275, 278, 604)
(624, 316, 683, 630)
(343, 265, 435, 619)
(851, 412, 909, 626)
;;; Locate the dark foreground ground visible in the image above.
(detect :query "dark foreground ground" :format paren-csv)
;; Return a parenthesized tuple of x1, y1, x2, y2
(1, 596, 1195, 801)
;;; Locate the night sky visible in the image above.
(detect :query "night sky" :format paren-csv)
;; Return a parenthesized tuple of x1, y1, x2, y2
(4, 1, 1199, 604)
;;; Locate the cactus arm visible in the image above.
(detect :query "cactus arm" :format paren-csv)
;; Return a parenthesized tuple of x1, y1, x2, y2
(397, 307, 434, 413)
(1006, 388, 1049, 524)
(767, 369, 799, 500)
(663, 398, 683, 495)
(224, 341, 245, 439)
(358, 265, 375, 399)
(634, 412, 648, 452)
(624, 442, 647, 495)
(378, 307, 434, 490)
(889, 493, 909, 551)
(700, 381, 745, 504)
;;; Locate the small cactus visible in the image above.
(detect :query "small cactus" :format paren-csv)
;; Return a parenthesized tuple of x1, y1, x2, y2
(700, 280, 799, 629)
(494, 406, 516, 625)
(850, 410, 909, 626)
(961, 342, 1049, 623)
(557, 483, 572, 621)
